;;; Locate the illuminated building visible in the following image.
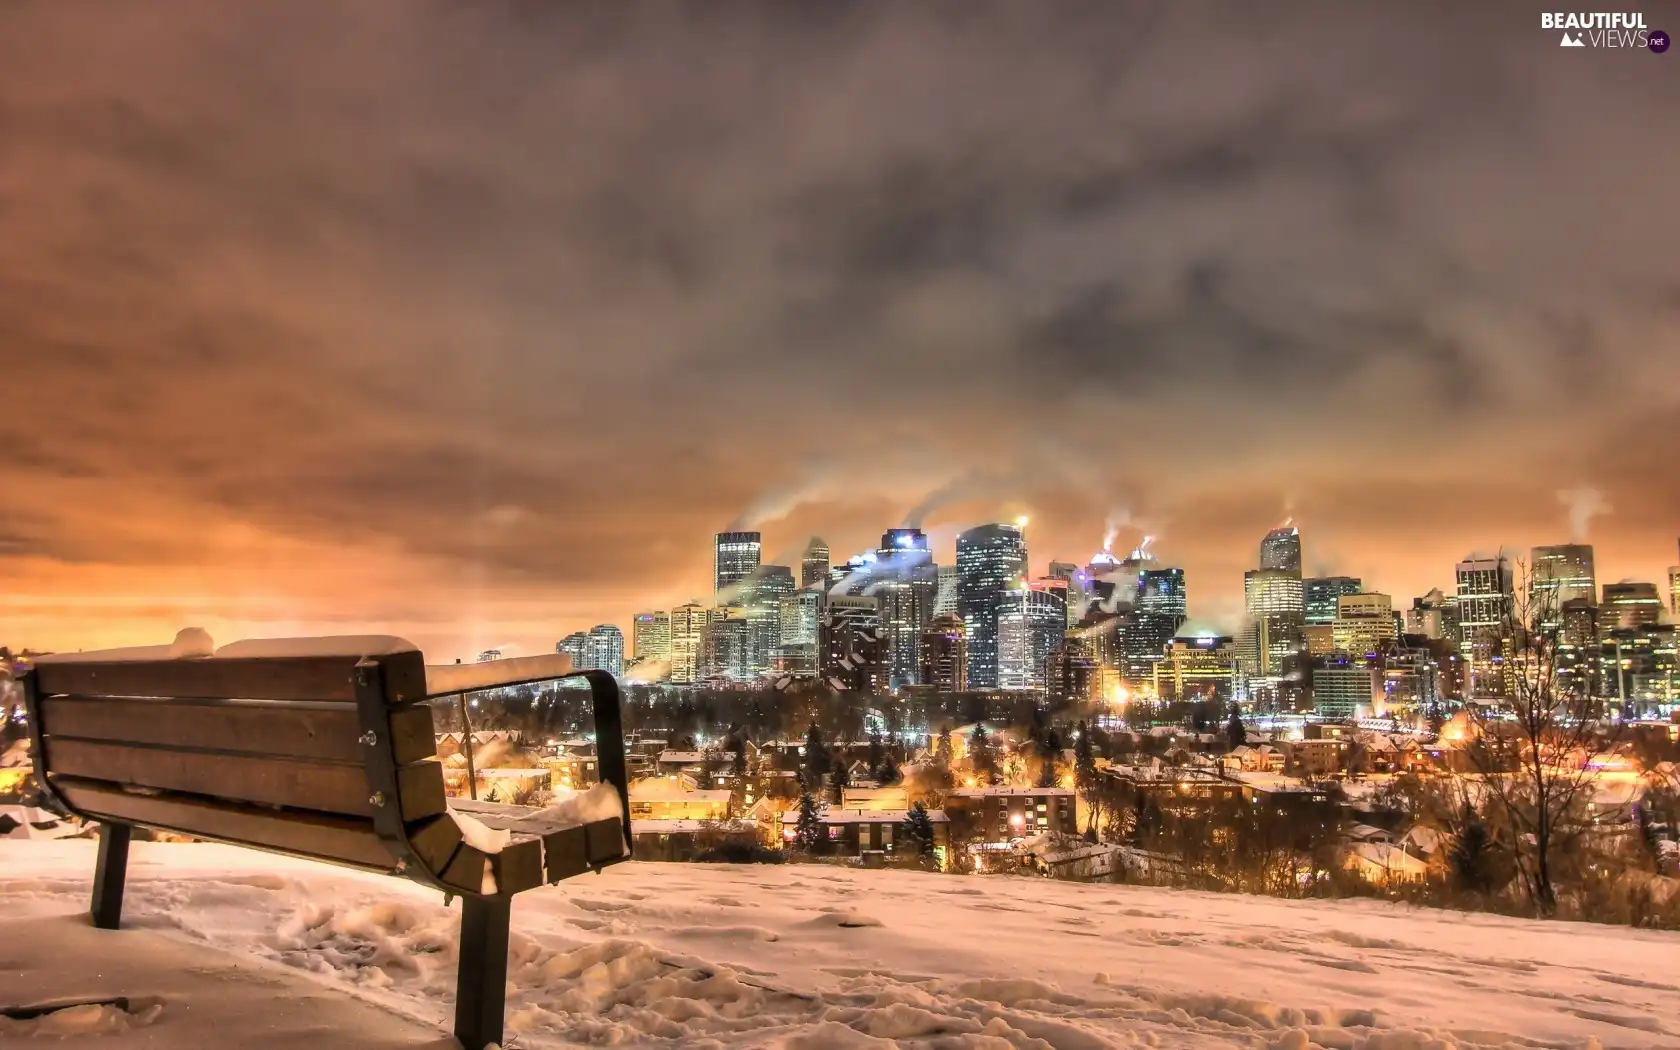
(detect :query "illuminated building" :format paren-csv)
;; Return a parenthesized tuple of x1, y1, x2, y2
(822, 595, 886, 694)
(1304, 576, 1362, 626)
(1313, 655, 1377, 719)
(631, 611, 671, 662)
(919, 613, 969, 692)
(1602, 624, 1679, 713)
(1331, 592, 1398, 657)
(1455, 554, 1513, 702)
(584, 624, 624, 675)
(1303, 623, 1336, 657)
(998, 582, 1067, 691)
(703, 607, 751, 682)
(935, 565, 961, 616)
(956, 523, 1027, 689)
(776, 589, 823, 676)
(1046, 637, 1099, 704)
(1138, 567, 1187, 620)
(1377, 645, 1439, 719)
(875, 528, 938, 688)
(713, 531, 762, 606)
(1153, 627, 1236, 705)
(747, 564, 796, 677)
(1260, 524, 1302, 573)
(801, 537, 831, 590)
(1049, 561, 1080, 627)
(1241, 569, 1304, 677)
(556, 632, 589, 669)
(1405, 588, 1456, 641)
(1530, 544, 1597, 624)
(1599, 581, 1663, 633)
(669, 602, 710, 685)
(1669, 562, 1680, 617)
(1557, 597, 1599, 698)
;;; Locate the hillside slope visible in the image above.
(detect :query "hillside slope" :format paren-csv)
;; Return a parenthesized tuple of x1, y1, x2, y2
(2, 841, 1675, 1049)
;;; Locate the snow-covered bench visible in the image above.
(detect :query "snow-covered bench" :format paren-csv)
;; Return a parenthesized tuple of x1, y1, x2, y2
(20, 635, 632, 1050)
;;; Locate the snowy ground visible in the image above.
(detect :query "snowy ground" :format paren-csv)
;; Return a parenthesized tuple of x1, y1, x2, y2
(3, 841, 1678, 1049)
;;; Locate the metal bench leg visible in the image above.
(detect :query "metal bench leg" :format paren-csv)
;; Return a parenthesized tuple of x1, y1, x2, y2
(91, 823, 132, 930)
(454, 895, 510, 1050)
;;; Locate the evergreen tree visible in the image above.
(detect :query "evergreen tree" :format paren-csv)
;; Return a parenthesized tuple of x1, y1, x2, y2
(876, 752, 902, 785)
(1037, 728, 1061, 788)
(1225, 708, 1247, 753)
(1449, 806, 1494, 895)
(731, 734, 748, 778)
(803, 722, 830, 792)
(867, 732, 883, 775)
(969, 724, 997, 782)
(1074, 722, 1100, 836)
(829, 750, 851, 805)
(902, 800, 937, 855)
(794, 792, 825, 853)
(935, 726, 954, 765)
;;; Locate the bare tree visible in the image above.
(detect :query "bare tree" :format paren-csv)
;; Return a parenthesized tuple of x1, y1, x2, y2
(1464, 559, 1613, 916)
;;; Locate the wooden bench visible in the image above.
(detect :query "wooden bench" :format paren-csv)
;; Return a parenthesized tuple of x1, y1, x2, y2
(20, 635, 632, 1050)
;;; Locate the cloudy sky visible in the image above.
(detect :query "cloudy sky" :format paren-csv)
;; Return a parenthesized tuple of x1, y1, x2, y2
(2, 2, 1677, 659)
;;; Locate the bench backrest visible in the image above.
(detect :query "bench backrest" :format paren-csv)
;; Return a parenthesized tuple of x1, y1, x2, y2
(25, 641, 446, 874)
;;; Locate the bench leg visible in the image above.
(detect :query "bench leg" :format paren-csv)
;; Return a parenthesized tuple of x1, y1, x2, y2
(91, 823, 132, 930)
(454, 895, 510, 1050)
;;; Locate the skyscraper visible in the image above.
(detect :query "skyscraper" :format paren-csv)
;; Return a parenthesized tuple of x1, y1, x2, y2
(704, 607, 751, 682)
(1049, 561, 1080, 628)
(669, 602, 710, 685)
(1599, 582, 1663, 633)
(919, 613, 969, 692)
(1240, 569, 1305, 678)
(1455, 554, 1513, 702)
(747, 565, 796, 678)
(875, 528, 938, 688)
(1331, 593, 1398, 657)
(585, 624, 624, 675)
(934, 565, 961, 617)
(777, 588, 823, 676)
(822, 595, 885, 694)
(1259, 524, 1302, 573)
(997, 583, 1067, 691)
(1405, 588, 1455, 641)
(1531, 544, 1597, 625)
(1304, 576, 1363, 625)
(713, 531, 762, 606)
(1154, 629, 1236, 704)
(801, 537, 831, 590)
(956, 523, 1027, 689)
(631, 611, 671, 663)
(1137, 567, 1187, 621)
(556, 631, 589, 669)
(1669, 545, 1680, 617)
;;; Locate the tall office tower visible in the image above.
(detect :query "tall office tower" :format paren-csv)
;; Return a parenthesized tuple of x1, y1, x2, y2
(745, 564, 796, 678)
(704, 607, 751, 682)
(713, 531, 762, 606)
(1557, 597, 1600, 698)
(1137, 567, 1188, 622)
(585, 624, 625, 675)
(1049, 560, 1081, 627)
(801, 538, 831, 590)
(1241, 569, 1305, 678)
(1312, 654, 1377, 719)
(821, 595, 885, 694)
(556, 632, 590, 669)
(631, 611, 671, 663)
(1530, 544, 1597, 627)
(875, 528, 938, 688)
(1406, 588, 1454, 640)
(668, 602, 710, 685)
(1331, 592, 1398, 656)
(1153, 628, 1236, 704)
(1455, 554, 1513, 701)
(776, 588, 823, 676)
(1669, 552, 1680, 617)
(1599, 582, 1664, 633)
(1046, 637, 1099, 704)
(1601, 623, 1679, 711)
(1259, 524, 1302, 573)
(1304, 576, 1363, 625)
(997, 582, 1067, 691)
(919, 613, 969, 692)
(956, 523, 1027, 689)
(934, 565, 961, 617)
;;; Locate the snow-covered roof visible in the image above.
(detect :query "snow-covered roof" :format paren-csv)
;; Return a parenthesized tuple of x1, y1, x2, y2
(658, 750, 708, 764)
(629, 780, 732, 804)
(630, 819, 756, 835)
(782, 808, 948, 825)
(947, 787, 1075, 798)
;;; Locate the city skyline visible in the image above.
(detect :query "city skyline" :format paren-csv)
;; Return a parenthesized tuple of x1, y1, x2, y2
(1, 3, 1676, 660)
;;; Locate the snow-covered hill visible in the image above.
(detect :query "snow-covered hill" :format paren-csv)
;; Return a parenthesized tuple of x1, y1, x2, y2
(2, 840, 1676, 1049)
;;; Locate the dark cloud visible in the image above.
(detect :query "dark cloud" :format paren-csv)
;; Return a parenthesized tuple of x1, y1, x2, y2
(1, 0, 1676, 654)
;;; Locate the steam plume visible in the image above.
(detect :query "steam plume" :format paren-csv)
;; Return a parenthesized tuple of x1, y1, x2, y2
(1557, 487, 1611, 541)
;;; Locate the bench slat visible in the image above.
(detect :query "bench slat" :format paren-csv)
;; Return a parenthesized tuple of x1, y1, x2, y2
(39, 697, 437, 766)
(33, 652, 429, 704)
(46, 740, 446, 822)
(52, 776, 397, 870)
